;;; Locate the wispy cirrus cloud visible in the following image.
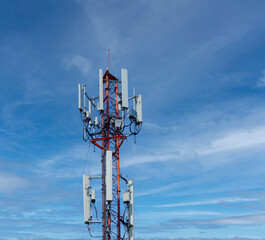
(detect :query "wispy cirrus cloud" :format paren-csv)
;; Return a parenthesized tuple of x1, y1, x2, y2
(135, 237, 265, 240)
(62, 55, 91, 76)
(143, 210, 223, 219)
(17, 237, 83, 240)
(123, 124, 265, 169)
(0, 172, 30, 194)
(196, 126, 265, 155)
(140, 213, 265, 231)
(136, 182, 178, 197)
(34, 144, 101, 179)
(153, 197, 259, 208)
(256, 69, 265, 88)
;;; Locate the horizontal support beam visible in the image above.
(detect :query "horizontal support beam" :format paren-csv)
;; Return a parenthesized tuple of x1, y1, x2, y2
(119, 174, 128, 183)
(90, 176, 102, 179)
(91, 136, 127, 150)
(103, 79, 121, 83)
(90, 220, 102, 224)
(92, 136, 126, 142)
(128, 95, 136, 100)
(103, 113, 122, 119)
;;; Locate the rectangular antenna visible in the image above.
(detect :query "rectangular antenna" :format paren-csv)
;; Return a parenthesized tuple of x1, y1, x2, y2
(83, 85, 86, 111)
(136, 94, 142, 123)
(121, 68, 128, 109)
(78, 84, 83, 111)
(98, 69, 104, 111)
(83, 174, 91, 224)
(128, 179, 134, 240)
(89, 98, 91, 115)
(106, 150, 112, 202)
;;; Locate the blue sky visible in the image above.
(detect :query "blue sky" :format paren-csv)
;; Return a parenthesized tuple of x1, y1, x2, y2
(1, 0, 265, 239)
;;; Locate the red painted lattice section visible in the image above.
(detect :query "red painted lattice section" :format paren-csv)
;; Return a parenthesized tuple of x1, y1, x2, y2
(91, 70, 125, 240)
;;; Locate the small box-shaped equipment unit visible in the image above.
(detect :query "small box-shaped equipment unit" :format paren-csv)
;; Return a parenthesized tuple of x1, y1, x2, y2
(106, 150, 113, 202)
(123, 191, 130, 204)
(91, 189, 96, 203)
(94, 117, 100, 127)
(84, 111, 91, 122)
(115, 119, 122, 128)
(121, 68, 128, 109)
(83, 174, 91, 224)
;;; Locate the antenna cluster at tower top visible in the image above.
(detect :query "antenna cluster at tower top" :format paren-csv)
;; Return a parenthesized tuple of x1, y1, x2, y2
(78, 68, 142, 142)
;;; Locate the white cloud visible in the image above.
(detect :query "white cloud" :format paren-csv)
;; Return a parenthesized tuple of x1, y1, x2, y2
(215, 213, 265, 225)
(153, 197, 259, 208)
(136, 182, 178, 197)
(144, 210, 223, 219)
(228, 235, 265, 240)
(122, 152, 181, 168)
(196, 126, 265, 155)
(62, 55, 91, 76)
(136, 237, 265, 240)
(0, 172, 30, 194)
(35, 144, 101, 179)
(257, 70, 265, 88)
(122, 124, 265, 170)
(141, 213, 265, 231)
(144, 121, 179, 132)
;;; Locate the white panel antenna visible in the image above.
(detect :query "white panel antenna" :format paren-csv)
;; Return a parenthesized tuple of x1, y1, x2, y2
(98, 69, 104, 111)
(128, 179, 134, 240)
(85, 111, 91, 122)
(121, 68, 128, 109)
(83, 85, 86, 111)
(89, 98, 91, 115)
(136, 94, 142, 123)
(83, 174, 91, 224)
(78, 84, 82, 110)
(94, 117, 99, 127)
(78, 84, 83, 111)
(106, 150, 113, 202)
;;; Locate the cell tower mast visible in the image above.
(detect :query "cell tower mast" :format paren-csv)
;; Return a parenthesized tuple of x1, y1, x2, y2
(78, 52, 142, 240)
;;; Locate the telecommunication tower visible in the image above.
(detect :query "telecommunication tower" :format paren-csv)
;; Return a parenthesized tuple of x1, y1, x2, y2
(78, 52, 143, 240)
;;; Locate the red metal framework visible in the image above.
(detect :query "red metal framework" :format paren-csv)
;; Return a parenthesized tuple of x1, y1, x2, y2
(91, 69, 125, 240)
